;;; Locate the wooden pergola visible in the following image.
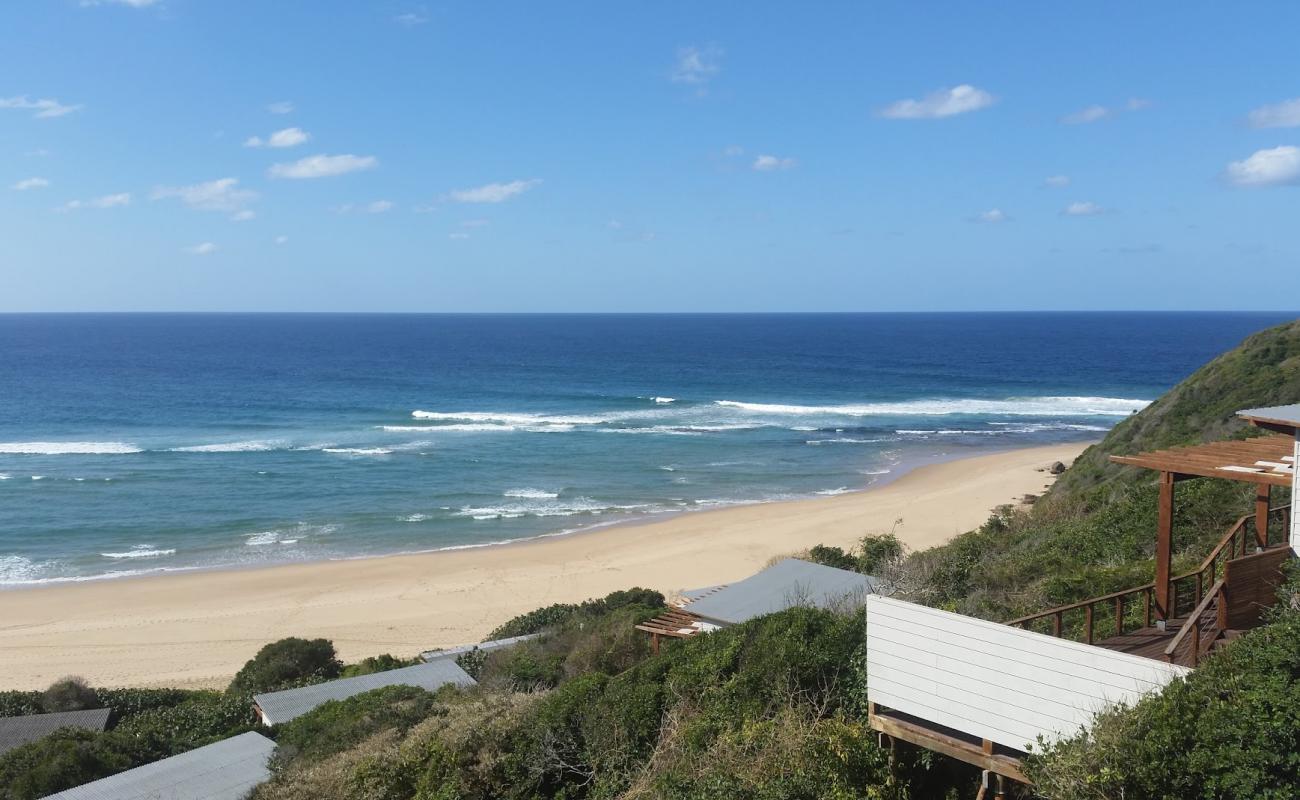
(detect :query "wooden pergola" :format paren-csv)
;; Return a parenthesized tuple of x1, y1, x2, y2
(1110, 434, 1295, 622)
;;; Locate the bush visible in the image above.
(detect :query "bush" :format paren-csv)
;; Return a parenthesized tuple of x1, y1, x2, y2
(271, 684, 440, 766)
(1026, 599, 1300, 799)
(0, 688, 254, 800)
(0, 729, 132, 800)
(487, 587, 665, 640)
(339, 653, 419, 678)
(42, 676, 99, 713)
(228, 637, 342, 695)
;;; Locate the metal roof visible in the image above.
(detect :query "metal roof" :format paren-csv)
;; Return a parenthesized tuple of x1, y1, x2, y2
(0, 708, 111, 756)
(1240, 404, 1300, 431)
(419, 632, 541, 662)
(684, 558, 880, 625)
(253, 656, 476, 725)
(41, 731, 275, 800)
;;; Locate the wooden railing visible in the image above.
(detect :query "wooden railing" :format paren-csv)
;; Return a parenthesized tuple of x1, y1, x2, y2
(1163, 578, 1225, 667)
(1006, 505, 1289, 645)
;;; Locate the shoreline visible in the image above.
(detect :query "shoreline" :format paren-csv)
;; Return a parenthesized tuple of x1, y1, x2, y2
(0, 441, 1089, 690)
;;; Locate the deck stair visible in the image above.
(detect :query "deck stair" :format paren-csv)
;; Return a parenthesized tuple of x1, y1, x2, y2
(1006, 506, 1291, 667)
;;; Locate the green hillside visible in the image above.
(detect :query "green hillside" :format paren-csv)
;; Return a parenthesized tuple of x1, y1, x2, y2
(1053, 318, 1300, 497)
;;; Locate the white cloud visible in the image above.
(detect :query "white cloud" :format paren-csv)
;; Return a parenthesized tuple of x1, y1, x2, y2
(336, 200, 396, 214)
(1224, 145, 1300, 187)
(447, 178, 540, 203)
(878, 85, 995, 119)
(267, 101, 294, 115)
(394, 12, 428, 26)
(752, 154, 796, 171)
(970, 208, 1008, 223)
(80, 0, 161, 7)
(186, 242, 217, 255)
(1044, 174, 1070, 188)
(671, 45, 721, 85)
(244, 127, 310, 148)
(448, 232, 470, 240)
(269, 154, 377, 179)
(25, 148, 51, 157)
(1248, 98, 1300, 129)
(1062, 99, 1150, 125)
(460, 219, 488, 228)
(0, 96, 82, 119)
(1062, 105, 1111, 125)
(230, 210, 255, 222)
(58, 192, 131, 211)
(152, 177, 257, 212)
(12, 177, 49, 191)
(274, 235, 289, 245)
(1063, 201, 1106, 216)
(722, 145, 744, 157)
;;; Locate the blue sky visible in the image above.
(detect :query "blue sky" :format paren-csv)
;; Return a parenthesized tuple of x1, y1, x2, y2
(2, 1, 1298, 312)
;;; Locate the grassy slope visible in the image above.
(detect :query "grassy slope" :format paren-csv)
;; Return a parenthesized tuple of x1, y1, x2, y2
(909, 318, 1300, 622)
(1052, 317, 1300, 496)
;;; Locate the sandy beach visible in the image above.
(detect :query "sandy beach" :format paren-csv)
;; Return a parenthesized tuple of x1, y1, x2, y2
(0, 442, 1086, 690)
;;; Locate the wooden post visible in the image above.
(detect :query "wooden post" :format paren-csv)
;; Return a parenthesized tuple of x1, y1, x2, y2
(1155, 471, 1175, 622)
(1114, 596, 1125, 637)
(1256, 484, 1271, 548)
(1084, 604, 1094, 644)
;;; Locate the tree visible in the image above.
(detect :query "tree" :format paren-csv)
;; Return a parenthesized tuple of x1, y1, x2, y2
(228, 638, 341, 695)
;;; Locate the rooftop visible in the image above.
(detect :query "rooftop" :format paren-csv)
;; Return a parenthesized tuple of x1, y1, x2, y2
(684, 558, 880, 625)
(0, 708, 111, 756)
(1110, 434, 1295, 486)
(253, 656, 476, 725)
(42, 731, 275, 800)
(1239, 404, 1300, 432)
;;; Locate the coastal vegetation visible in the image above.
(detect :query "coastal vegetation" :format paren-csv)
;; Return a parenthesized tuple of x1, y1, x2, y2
(2, 319, 1299, 798)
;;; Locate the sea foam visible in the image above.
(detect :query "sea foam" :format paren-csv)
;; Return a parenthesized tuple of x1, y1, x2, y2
(101, 545, 176, 559)
(714, 396, 1150, 417)
(0, 441, 143, 455)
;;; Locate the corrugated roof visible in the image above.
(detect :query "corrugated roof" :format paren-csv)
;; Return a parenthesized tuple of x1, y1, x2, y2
(253, 656, 476, 725)
(685, 558, 880, 625)
(419, 632, 541, 662)
(41, 731, 275, 800)
(0, 708, 112, 756)
(1240, 404, 1300, 429)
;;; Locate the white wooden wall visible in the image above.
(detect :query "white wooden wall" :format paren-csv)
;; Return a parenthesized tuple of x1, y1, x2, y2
(866, 595, 1189, 752)
(1291, 432, 1299, 553)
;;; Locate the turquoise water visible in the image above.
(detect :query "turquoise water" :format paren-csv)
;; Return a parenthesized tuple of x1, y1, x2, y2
(0, 312, 1292, 586)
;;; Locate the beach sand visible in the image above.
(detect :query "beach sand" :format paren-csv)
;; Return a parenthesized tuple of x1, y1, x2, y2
(0, 442, 1087, 690)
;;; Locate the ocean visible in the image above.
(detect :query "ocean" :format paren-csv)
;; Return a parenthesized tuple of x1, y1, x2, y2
(0, 312, 1292, 587)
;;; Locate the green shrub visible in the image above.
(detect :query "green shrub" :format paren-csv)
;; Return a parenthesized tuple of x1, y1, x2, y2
(228, 637, 342, 695)
(271, 684, 440, 766)
(340, 653, 419, 678)
(0, 691, 43, 718)
(0, 729, 132, 800)
(42, 676, 99, 712)
(486, 587, 665, 640)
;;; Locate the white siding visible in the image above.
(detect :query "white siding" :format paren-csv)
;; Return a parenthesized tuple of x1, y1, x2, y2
(1291, 432, 1300, 554)
(865, 595, 1189, 752)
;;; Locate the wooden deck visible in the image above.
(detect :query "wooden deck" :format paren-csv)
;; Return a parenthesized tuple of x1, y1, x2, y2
(1093, 620, 1183, 660)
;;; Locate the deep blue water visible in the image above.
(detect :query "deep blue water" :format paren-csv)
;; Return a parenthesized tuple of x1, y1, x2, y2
(0, 312, 1293, 586)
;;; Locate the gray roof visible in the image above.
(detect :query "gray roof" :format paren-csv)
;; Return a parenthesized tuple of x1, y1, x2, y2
(1240, 404, 1300, 429)
(0, 708, 112, 756)
(42, 731, 275, 800)
(685, 558, 880, 625)
(420, 632, 541, 662)
(254, 657, 476, 725)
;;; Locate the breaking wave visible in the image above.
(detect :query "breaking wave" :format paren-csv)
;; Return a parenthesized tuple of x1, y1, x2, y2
(170, 440, 282, 453)
(101, 545, 176, 559)
(714, 396, 1148, 417)
(0, 441, 142, 455)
